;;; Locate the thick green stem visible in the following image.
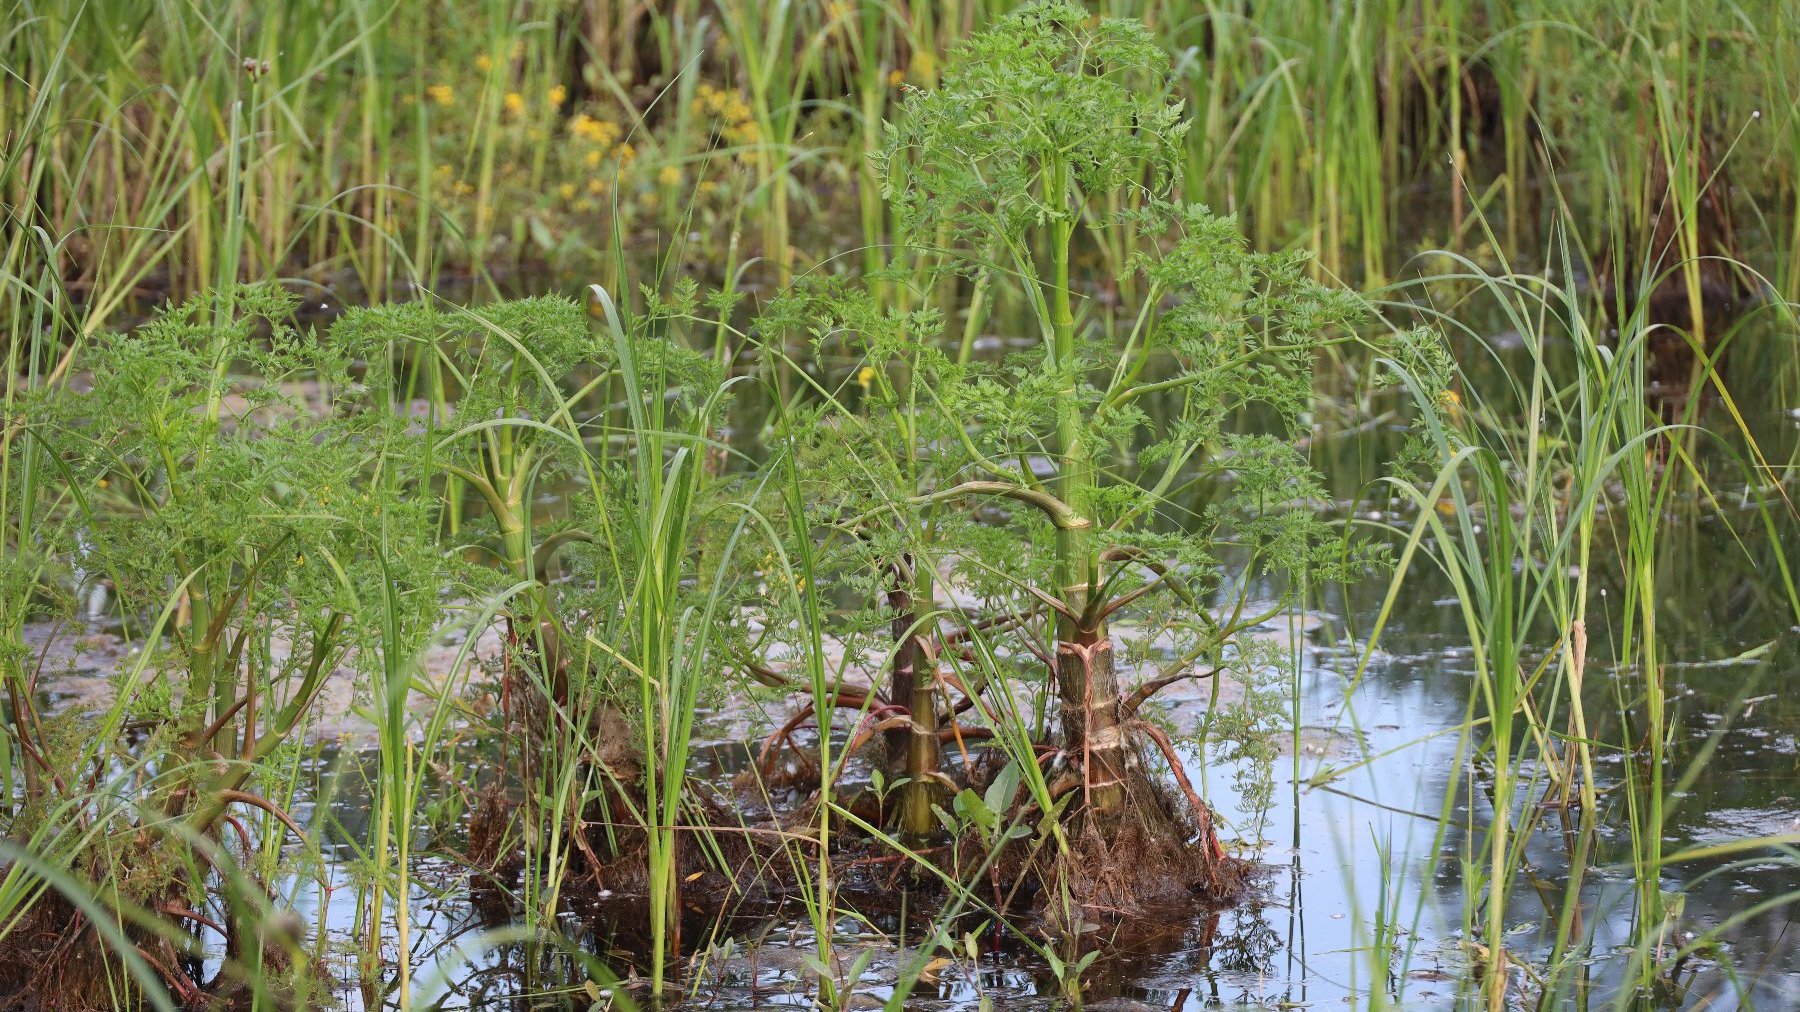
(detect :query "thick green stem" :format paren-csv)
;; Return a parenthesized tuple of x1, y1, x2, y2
(900, 677, 941, 840)
(1042, 155, 1120, 817)
(887, 558, 942, 839)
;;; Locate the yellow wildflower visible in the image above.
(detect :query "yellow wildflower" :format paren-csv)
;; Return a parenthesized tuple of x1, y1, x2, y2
(616, 142, 636, 163)
(657, 164, 681, 186)
(571, 114, 622, 146)
(426, 83, 454, 106)
(558, 182, 576, 200)
(587, 178, 608, 194)
(856, 365, 876, 390)
(474, 53, 493, 72)
(584, 149, 603, 168)
(887, 68, 904, 88)
(97, 477, 109, 489)
(1439, 388, 1463, 422)
(504, 92, 524, 114)
(548, 84, 568, 107)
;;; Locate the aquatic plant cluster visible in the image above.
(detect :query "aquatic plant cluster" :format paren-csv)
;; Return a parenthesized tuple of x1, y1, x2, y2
(3, 1, 1799, 1010)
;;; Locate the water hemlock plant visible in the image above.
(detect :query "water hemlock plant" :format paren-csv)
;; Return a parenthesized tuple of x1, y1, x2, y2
(758, 1, 1391, 919)
(7, 285, 442, 1006)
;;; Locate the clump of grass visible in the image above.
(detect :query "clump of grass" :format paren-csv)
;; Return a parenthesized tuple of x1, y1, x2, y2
(1358, 217, 1800, 1007)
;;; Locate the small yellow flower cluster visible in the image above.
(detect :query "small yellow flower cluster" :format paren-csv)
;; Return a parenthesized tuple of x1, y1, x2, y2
(691, 84, 759, 148)
(431, 162, 474, 200)
(504, 92, 524, 115)
(569, 113, 623, 147)
(566, 176, 609, 211)
(584, 142, 634, 170)
(692, 83, 751, 123)
(547, 110, 629, 205)
(1437, 387, 1463, 420)
(568, 111, 632, 176)
(548, 84, 568, 108)
(426, 83, 455, 107)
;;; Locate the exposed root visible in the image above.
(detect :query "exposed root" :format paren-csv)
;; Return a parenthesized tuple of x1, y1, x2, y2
(1033, 764, 1245, 928)
(952, 731, 1245, 936)
(0, 858, 323, 1011)
(1134, 719, 1228, 865)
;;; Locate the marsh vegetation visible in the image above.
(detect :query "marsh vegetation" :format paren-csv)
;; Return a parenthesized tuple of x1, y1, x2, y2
(2, 1, 1799, 1009)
